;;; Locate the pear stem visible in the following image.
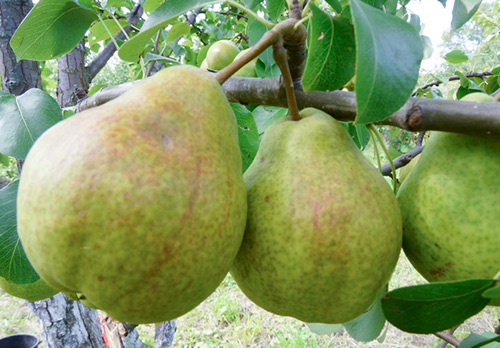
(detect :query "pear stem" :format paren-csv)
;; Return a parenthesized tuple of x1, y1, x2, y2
(369, 125, 398, 193)
(272, 36, 301, 121)
(368, 127, 383, 172)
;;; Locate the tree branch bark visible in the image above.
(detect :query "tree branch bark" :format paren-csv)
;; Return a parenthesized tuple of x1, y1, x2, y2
(0, 0, 41, 94)
(87, 3, 143, 81)
(78, 75, 500, 137)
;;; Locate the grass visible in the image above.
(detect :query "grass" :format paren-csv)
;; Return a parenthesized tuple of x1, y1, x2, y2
(3, 253, 498, 347)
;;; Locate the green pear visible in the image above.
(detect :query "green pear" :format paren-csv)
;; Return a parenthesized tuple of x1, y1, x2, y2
(200, 58, 209, 70)
(231, 108, 402, 323)
(397, 132, 500, 305)
(398, 153, 420, 183)
(233, 49, 258, 77)
(206, 40, 239, 71)
(0, 276, 58, 302)
(460, 92, 494, 102)
(17, 65, 247, 324)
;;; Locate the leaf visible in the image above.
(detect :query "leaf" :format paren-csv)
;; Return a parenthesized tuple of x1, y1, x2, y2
(451, 0, 482, 31)
(244, 0, 261, 9)
(342, 123, 370, 149)
(460, 333, 500, 348)
(251, 106, 288, 135)
(88, 18, 130, 44)
(0, 89, 63, 160)
(10, 0, 97, 61)
(482, 284, 500, 299)
(0, 154, 10, 167)
(325, 0, 343, 13)
(350, 0, 423, 124)
(166, 22, 191, 44)
(231, 103, 260, 173)
(344, 288, 386, 342)
(306, 323, 343, 335)
(144, 53, 180, 65)
(492, 66, 500, 75)
(267, 0, 286, 21)
(248, 19, 274, 67)
(302, 3, 355, 92)
(381, 279, 495, 334)
(0, 181, 40, 284)
(118, 0, 221, 62)
(444, 49, 469, 64)
(421, 35, 434, 60)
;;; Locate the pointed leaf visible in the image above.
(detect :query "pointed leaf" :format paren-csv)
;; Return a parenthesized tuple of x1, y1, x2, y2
(451, 0, 482, 31)
(251, 106, 288, 135)
(0, 181, 40, 284)
(381, 279, 495, 334)
(0, 89, 63, 160)
(325, 0, 343, 13)
(460, 333, 500, 348)
(166, 22, 191, 44)
(444, 49, 469, 64)
(350, 0, 423, 124)
(306, 323, 343, 335)
(267, 0, 286, 21)
(231, 103, 260, 173)
(302, 3, 355, 92)
(248, 19, 274, 67)
(10, 0, 97, 61)
(344, 288, 386, 342)
(482, 284, 500, 299)
(118, 0, 221, 62)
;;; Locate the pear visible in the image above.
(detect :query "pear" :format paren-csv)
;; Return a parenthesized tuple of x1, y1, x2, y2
(0, 276, 58, 302)
(17, 65, 247, 323)
(397, 131, 500, 305)
(231, 108, 402, 323)
(398, 153, 420, 183)
(233, 49, 258, 77)
(206, 40, 239, 71)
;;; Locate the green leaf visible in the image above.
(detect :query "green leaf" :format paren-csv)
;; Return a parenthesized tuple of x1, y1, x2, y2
(342, 123, 370, 149)
(248, 19, 274, 67)
(144, 0, 166, 13)
(482, 284, 500, 299)
(118, 0, 221, 62)
(325, 0, 343, 13)
(451, 0, 482, 31)
(381, 279, 495, 334)
(267, 0, 286, 21)
(302, 3, 355, 92)
(252, 106, 288, 135)
(166, 22, 191, 44)
(492, 66, 500, 75)
(88, 18, 130, 44)
(231, 103, 260, 173)
(460, 333, 500, 348)
(350, 0, 423, 124)
(0, 89, 63, 160)
(144, 53, 180, 65)
(444, 49, 469, 64)
(344, 289, 386, 342)
(10, 0, 97, 61)
(306, 323, 343, 335)
(0, 181, 40, 284)
(0, 154, 10, 167)
(244, 0, 261, 9)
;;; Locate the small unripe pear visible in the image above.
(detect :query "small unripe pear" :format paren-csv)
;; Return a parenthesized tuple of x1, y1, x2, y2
(206, 40, 239, 71)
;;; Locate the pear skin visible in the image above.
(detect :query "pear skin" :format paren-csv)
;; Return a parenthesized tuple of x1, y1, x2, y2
(17, 65, 247, 323)
(397, 132, 500, 305)
(231, 108, 402, 323)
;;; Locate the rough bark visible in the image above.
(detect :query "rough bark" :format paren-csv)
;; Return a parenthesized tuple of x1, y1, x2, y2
(154, 321, 177, 348)
(0, 176, 10, 189)
(27, 293, 105, 348)
(57, 39, 88, 107)
(0, 0, 41, 94)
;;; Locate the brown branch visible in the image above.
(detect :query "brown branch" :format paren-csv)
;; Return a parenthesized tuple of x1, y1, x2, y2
(413, 71, 493, 96)
(381, 145, 424, 176)
(77, 75, 500, 137)
(436, 326, 460, 348)
(434, 331, 460, 348)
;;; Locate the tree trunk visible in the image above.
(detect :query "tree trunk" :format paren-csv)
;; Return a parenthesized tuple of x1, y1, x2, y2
(0, 0, 41, 94)
(154, 321, 177, 348)
(57, 39, 88, 107)
(27, 294, 105, 348)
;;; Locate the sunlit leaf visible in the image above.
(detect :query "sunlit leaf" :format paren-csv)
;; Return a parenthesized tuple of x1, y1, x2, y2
(350, 0, 423, 124)
(451, 0, 482, 31)
(10, 0, 97, 61)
